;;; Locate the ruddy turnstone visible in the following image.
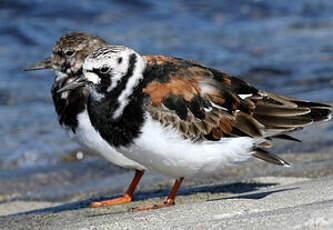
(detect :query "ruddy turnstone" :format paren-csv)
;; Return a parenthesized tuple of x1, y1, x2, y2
(24, 32, 146, 208)
(61, 45, 332, 211)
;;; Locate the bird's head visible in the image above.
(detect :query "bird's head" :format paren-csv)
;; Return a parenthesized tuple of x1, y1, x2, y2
(81, 46, 146, 95)
(24, 32, 109, 81)
(58, 45, 146, 119)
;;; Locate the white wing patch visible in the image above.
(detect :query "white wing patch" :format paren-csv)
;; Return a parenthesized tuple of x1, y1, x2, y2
(238, 94, 253, 99)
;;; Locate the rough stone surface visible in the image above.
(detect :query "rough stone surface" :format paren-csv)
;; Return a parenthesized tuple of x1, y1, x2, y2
(2, 176, 333, 230)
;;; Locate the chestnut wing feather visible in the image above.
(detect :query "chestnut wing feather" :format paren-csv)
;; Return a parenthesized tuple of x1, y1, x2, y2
(142, 56, 332, 142)
(141, 56, 332, 166)
(142, 56, 255, 141)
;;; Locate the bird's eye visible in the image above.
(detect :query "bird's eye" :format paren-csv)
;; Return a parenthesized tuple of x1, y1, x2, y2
(55, 50, 62, 56)
(100, 66, 110, 74)
(65, 50, 75, 57)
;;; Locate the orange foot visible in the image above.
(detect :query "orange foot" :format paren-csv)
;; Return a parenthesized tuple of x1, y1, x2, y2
(131, 177, 184, 212)
(90, 194, 132, 208)
(131, 201, 175, 212)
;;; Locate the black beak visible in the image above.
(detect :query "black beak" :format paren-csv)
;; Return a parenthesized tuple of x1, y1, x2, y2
(24, 57, 53, 71)
(57, 77, 86, 93)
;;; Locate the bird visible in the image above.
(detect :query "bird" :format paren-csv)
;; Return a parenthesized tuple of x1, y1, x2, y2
(24, 32, 146, 208)
(59, 45, 332, 211)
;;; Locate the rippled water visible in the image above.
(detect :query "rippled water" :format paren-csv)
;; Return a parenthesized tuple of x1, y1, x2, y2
(1, 0, 333, 169)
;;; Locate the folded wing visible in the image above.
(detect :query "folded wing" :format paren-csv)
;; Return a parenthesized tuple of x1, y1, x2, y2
(142, 56, 332, 166)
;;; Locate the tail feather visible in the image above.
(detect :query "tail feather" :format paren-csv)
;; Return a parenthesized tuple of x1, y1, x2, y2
(251, 91, 332, 131)
(246, 91, 331, 164)
(233, 112, 264, 137)
(281, 96, 332, 122)
(279, 95, 333, 108)
(254, 114, 313, 128)
(301, 108, 332, 122)
(255, 102, 311, 117)
(269, 134, 302, 142)
(252, 148, 290, 166)
(232, 84, 332, 168)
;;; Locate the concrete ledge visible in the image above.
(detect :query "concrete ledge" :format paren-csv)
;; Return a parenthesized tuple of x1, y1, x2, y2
(65, 176, 333, 230)
(2, 176, 333, 230)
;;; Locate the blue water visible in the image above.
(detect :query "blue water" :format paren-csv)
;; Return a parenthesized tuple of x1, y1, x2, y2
(1, 0, 333, 169)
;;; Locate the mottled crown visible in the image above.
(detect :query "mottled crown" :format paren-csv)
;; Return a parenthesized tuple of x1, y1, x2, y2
(53, 32, 108, 54)
(51, 32, 109, 76)
(87, 46, 133, 60)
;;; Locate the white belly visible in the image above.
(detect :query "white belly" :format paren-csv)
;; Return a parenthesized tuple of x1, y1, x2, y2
(118, 115, 256, 178)
(65, 109, 145, 170)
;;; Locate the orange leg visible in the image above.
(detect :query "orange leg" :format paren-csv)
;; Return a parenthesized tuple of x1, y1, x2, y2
(90, 170, 144, 208)
(132, 177, 184, 212)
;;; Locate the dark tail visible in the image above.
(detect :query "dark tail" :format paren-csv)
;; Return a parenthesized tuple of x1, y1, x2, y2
(252, 147, 290, 166)
(252, 91, 332, 130)
(240, 91, 331, 166)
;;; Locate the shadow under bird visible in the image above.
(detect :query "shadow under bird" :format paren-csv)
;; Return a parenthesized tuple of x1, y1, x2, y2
(59, 45, 332, 211)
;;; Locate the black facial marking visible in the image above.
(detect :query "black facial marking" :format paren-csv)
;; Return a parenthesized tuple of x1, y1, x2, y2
(99, 53, 137, 96)
(117, 57, 123, 64)
(100, 66, 110, 74)
(89, 68, 100, 75)
(87, 68, 110, 81)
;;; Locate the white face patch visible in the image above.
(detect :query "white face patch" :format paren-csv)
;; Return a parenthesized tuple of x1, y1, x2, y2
(83, 71, 101, 85)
